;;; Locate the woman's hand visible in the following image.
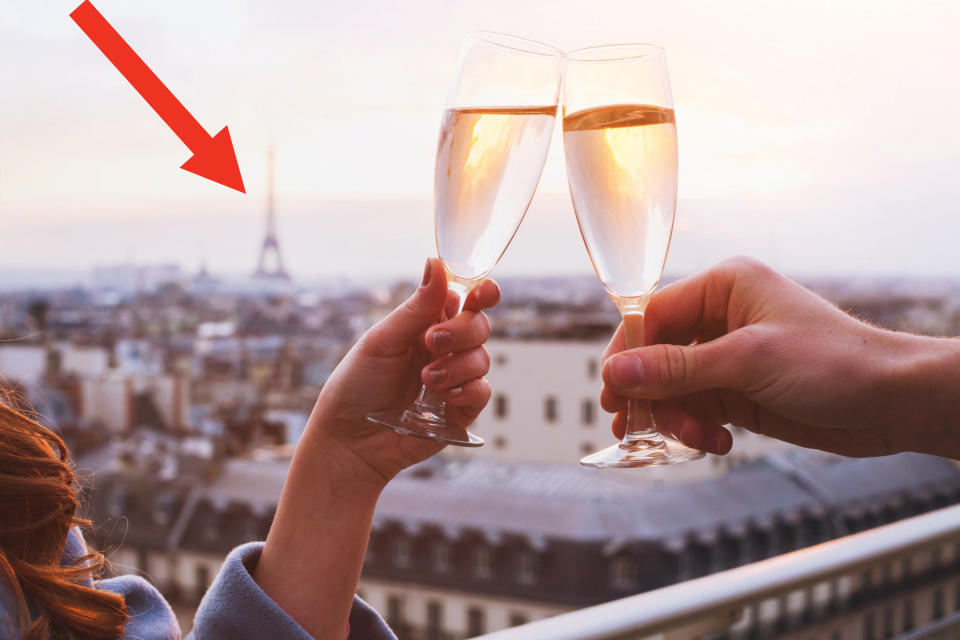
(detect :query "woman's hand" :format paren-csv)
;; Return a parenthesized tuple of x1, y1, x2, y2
(600, 257, 960, 459)
(304, 257, 500, 488)
(255, 258, 500, 640)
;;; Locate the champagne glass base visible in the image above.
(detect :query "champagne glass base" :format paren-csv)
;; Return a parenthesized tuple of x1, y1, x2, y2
(366, 403, 484, 447)
(580, 437, 704, 468)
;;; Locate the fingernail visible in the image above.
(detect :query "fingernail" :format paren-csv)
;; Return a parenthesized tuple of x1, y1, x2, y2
(421, 259, 432, 287)
(428, 368, 447, 385)
(610, 355, 644, 387)
(448, 386, 463, 398)
(431, 329, 452, 352)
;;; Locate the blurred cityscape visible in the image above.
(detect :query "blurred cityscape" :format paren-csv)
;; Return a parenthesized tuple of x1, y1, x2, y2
(2, 256, 960, 639)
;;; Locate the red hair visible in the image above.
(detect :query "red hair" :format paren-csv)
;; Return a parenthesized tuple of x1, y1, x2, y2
(0, 399, 128, 639)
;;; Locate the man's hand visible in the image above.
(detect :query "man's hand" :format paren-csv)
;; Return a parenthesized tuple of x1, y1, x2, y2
(601, 257, 960, 459)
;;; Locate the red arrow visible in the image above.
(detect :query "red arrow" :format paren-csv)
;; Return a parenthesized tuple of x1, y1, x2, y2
(70, 1, 245, 193)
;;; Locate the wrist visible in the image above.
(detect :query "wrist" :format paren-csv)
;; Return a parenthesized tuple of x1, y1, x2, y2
(887, 333, 960, 459)
(296, 426, 392, 500)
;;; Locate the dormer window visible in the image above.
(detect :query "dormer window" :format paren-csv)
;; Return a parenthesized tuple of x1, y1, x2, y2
(472, 546, 492, 579)
(610, 556, 638, 590)
(432, 543, 451, 574)
(393, 537, 411, 568)
(517, 550, 537, 585)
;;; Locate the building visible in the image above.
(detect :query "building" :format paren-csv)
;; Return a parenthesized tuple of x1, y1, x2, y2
(84, 448, 960, 639)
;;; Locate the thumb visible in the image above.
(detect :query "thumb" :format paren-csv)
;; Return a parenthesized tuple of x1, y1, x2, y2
(361, 258, 448, 357)
(602, 332, 754, 399)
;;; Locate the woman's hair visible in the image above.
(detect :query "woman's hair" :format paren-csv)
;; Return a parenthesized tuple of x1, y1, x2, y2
(0, 399, 127, 639)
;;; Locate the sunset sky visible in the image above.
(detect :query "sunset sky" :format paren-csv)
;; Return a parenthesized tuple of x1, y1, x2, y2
(2, 0, 959, 284)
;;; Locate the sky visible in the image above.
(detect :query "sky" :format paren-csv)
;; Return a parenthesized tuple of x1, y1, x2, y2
(2, 0, 960, 285)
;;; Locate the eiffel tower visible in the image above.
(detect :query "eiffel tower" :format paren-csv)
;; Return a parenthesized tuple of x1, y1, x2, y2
(254, 148, 291, 281)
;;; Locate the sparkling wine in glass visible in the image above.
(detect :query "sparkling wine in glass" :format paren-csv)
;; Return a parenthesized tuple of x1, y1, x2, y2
(367, 32, 562, 446)
(563, 44, 705, 467)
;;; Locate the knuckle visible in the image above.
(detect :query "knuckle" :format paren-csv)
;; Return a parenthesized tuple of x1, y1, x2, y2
(725, 255, 774, 281)
(402, 296, 422, 315)
(477, 379, 492, 402)
(477, 347, 491, 371)
(475, 312, 491, 339)
(727, 326, 771, 387)
(657, 344, 691, 392)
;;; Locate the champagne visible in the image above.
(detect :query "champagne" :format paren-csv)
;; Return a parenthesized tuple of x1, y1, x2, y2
(435, 106, 557, 280)
(563, 104, 677, 299)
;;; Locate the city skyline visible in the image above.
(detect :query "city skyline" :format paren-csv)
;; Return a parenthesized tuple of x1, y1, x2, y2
(2, 0, 960, 282)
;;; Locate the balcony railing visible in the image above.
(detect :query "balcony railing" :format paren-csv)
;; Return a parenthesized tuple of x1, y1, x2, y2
(474, 504, 960, 640)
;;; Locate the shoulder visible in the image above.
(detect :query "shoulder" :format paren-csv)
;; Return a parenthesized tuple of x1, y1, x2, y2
(97, 575, 181, 640)
(65, 528, 181, 640)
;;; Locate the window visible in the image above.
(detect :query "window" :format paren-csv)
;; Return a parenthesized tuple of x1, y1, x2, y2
(932, 545, 944, 568)
(934, 587, 945, 619)
(882, 606, 893, 638)
(432, 543, 451, 574)
(954, 580, 960, 612)
(393, 537, 411, 568)
(509, 613, 529, 627)
(544, 396, 558, 422)
(426, 601, 443, 640)
(194, 564, 210, 603)
(494, 394, 508, 419)
(581, 399, 595, 426)
(467, 607, 485, 636)
(387, 596, 405, 630)
(610, 556, 638, 590)
(473, 546, 492, 579)
(901, 557, 912, 582)
(493, 435, 507, 449)
(517, 550, 536, 585)
(495, 353, 508, 366)
(747, 528, 769, 562)
(775, 520, 796, 553)
(903, 598, 914, 631)
(587, 358, 598, 379)
(580, 442, 595, 455)
(863, 611, 876, 640)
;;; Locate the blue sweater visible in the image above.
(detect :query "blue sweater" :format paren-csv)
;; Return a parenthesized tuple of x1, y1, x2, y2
(0, 529, 396, 639)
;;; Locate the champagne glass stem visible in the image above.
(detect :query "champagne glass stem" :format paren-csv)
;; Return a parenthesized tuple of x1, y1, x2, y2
(620, 309, 666, 449)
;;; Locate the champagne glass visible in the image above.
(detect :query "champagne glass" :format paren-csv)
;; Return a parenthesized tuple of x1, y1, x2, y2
(367, 32, 562, 446)
(562, 44, 705, 467)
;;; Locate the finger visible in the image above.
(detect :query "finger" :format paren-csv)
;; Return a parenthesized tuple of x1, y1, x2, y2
(362, 259, 448, 357)
(447, 378, 492, 427)
(462, 279, 501, 313)
(424, 311, 491, 356)
(600, 386, 628, 413)
(609, 402, 732, 455)
(601, 323, 627, 362)
(612, 411, 627, 439)
(444, 290, 460, 319)
(655, 396, 734, 455)
(445, 377, 492, 409)
(422, 347, 490, 390)
(603, 330, 760, 399)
